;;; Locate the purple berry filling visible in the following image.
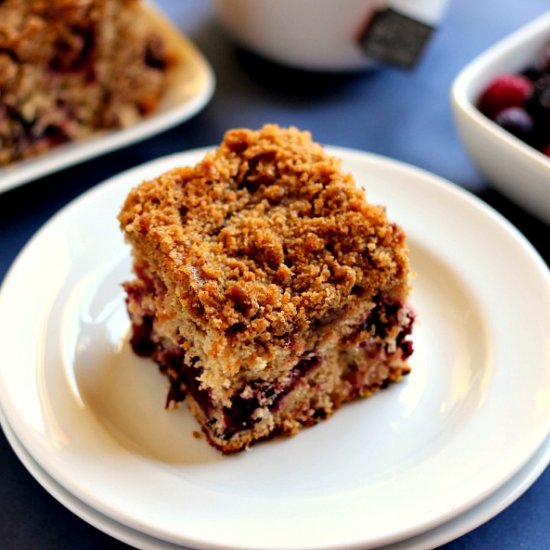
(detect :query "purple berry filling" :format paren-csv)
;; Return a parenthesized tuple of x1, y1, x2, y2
(343, 298, 415, 359)
(221, 355, 321, 439)
(129, 314, 156, 357)
(144, 35, 167, 71)
(49, 26, 96, 74)
(126, 291, 413, 441)
(128, 321, 323, 440)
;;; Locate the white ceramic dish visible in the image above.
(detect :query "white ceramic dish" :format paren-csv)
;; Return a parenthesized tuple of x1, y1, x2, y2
(0, 4, 215, 195)
(0, 148, 549, 550)
(2, 406, 549, 550)
(451, 11, 550, 225)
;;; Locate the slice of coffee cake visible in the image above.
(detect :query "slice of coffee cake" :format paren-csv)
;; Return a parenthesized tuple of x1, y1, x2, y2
(119, 125, 414, 454)
(0, 0, 171, 166)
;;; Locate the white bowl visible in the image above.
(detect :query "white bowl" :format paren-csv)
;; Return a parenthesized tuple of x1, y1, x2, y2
(211, 0, 449, 72)
(451, 11, 550, 225)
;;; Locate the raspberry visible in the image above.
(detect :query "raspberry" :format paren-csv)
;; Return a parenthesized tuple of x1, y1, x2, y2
(478, 74, 533, 119)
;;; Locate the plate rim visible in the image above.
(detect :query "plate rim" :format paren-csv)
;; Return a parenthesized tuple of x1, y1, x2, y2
(1, 404, 548, 550)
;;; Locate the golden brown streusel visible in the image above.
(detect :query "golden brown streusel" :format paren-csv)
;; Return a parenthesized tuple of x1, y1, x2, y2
(119, 125, 409, 343)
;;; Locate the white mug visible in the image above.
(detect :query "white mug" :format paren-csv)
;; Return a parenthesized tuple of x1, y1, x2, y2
(211, 0, 450, 71)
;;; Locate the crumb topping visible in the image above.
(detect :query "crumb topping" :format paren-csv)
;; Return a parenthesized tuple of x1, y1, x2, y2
(119, 125, 410, 342)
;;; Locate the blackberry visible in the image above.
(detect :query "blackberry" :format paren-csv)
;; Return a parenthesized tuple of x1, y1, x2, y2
(526, 74, 550, 122)
(494, 107, 536, 144)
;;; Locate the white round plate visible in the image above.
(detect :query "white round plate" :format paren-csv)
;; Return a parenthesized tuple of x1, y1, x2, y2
(0, 410, 184, 550)
(2, 406, 548, 550)
(0, 5, 215, 195)
(0, 148, 549, 550)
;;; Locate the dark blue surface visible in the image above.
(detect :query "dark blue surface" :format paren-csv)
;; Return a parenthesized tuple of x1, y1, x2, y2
(1, 1, 549, 549)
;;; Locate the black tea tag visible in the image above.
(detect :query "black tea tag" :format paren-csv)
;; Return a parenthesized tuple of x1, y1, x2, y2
(358, 8, 435, 69)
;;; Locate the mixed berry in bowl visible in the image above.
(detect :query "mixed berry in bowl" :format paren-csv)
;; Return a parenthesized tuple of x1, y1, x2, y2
(477, 41, 550, 158)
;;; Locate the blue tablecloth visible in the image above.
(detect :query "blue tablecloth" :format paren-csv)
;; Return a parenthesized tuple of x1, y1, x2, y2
(1, 1, 548, 548)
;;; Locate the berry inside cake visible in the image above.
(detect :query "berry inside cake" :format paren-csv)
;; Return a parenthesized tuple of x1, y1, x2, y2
(118, 125, 415, 454)
(0, 0, 171, 166)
